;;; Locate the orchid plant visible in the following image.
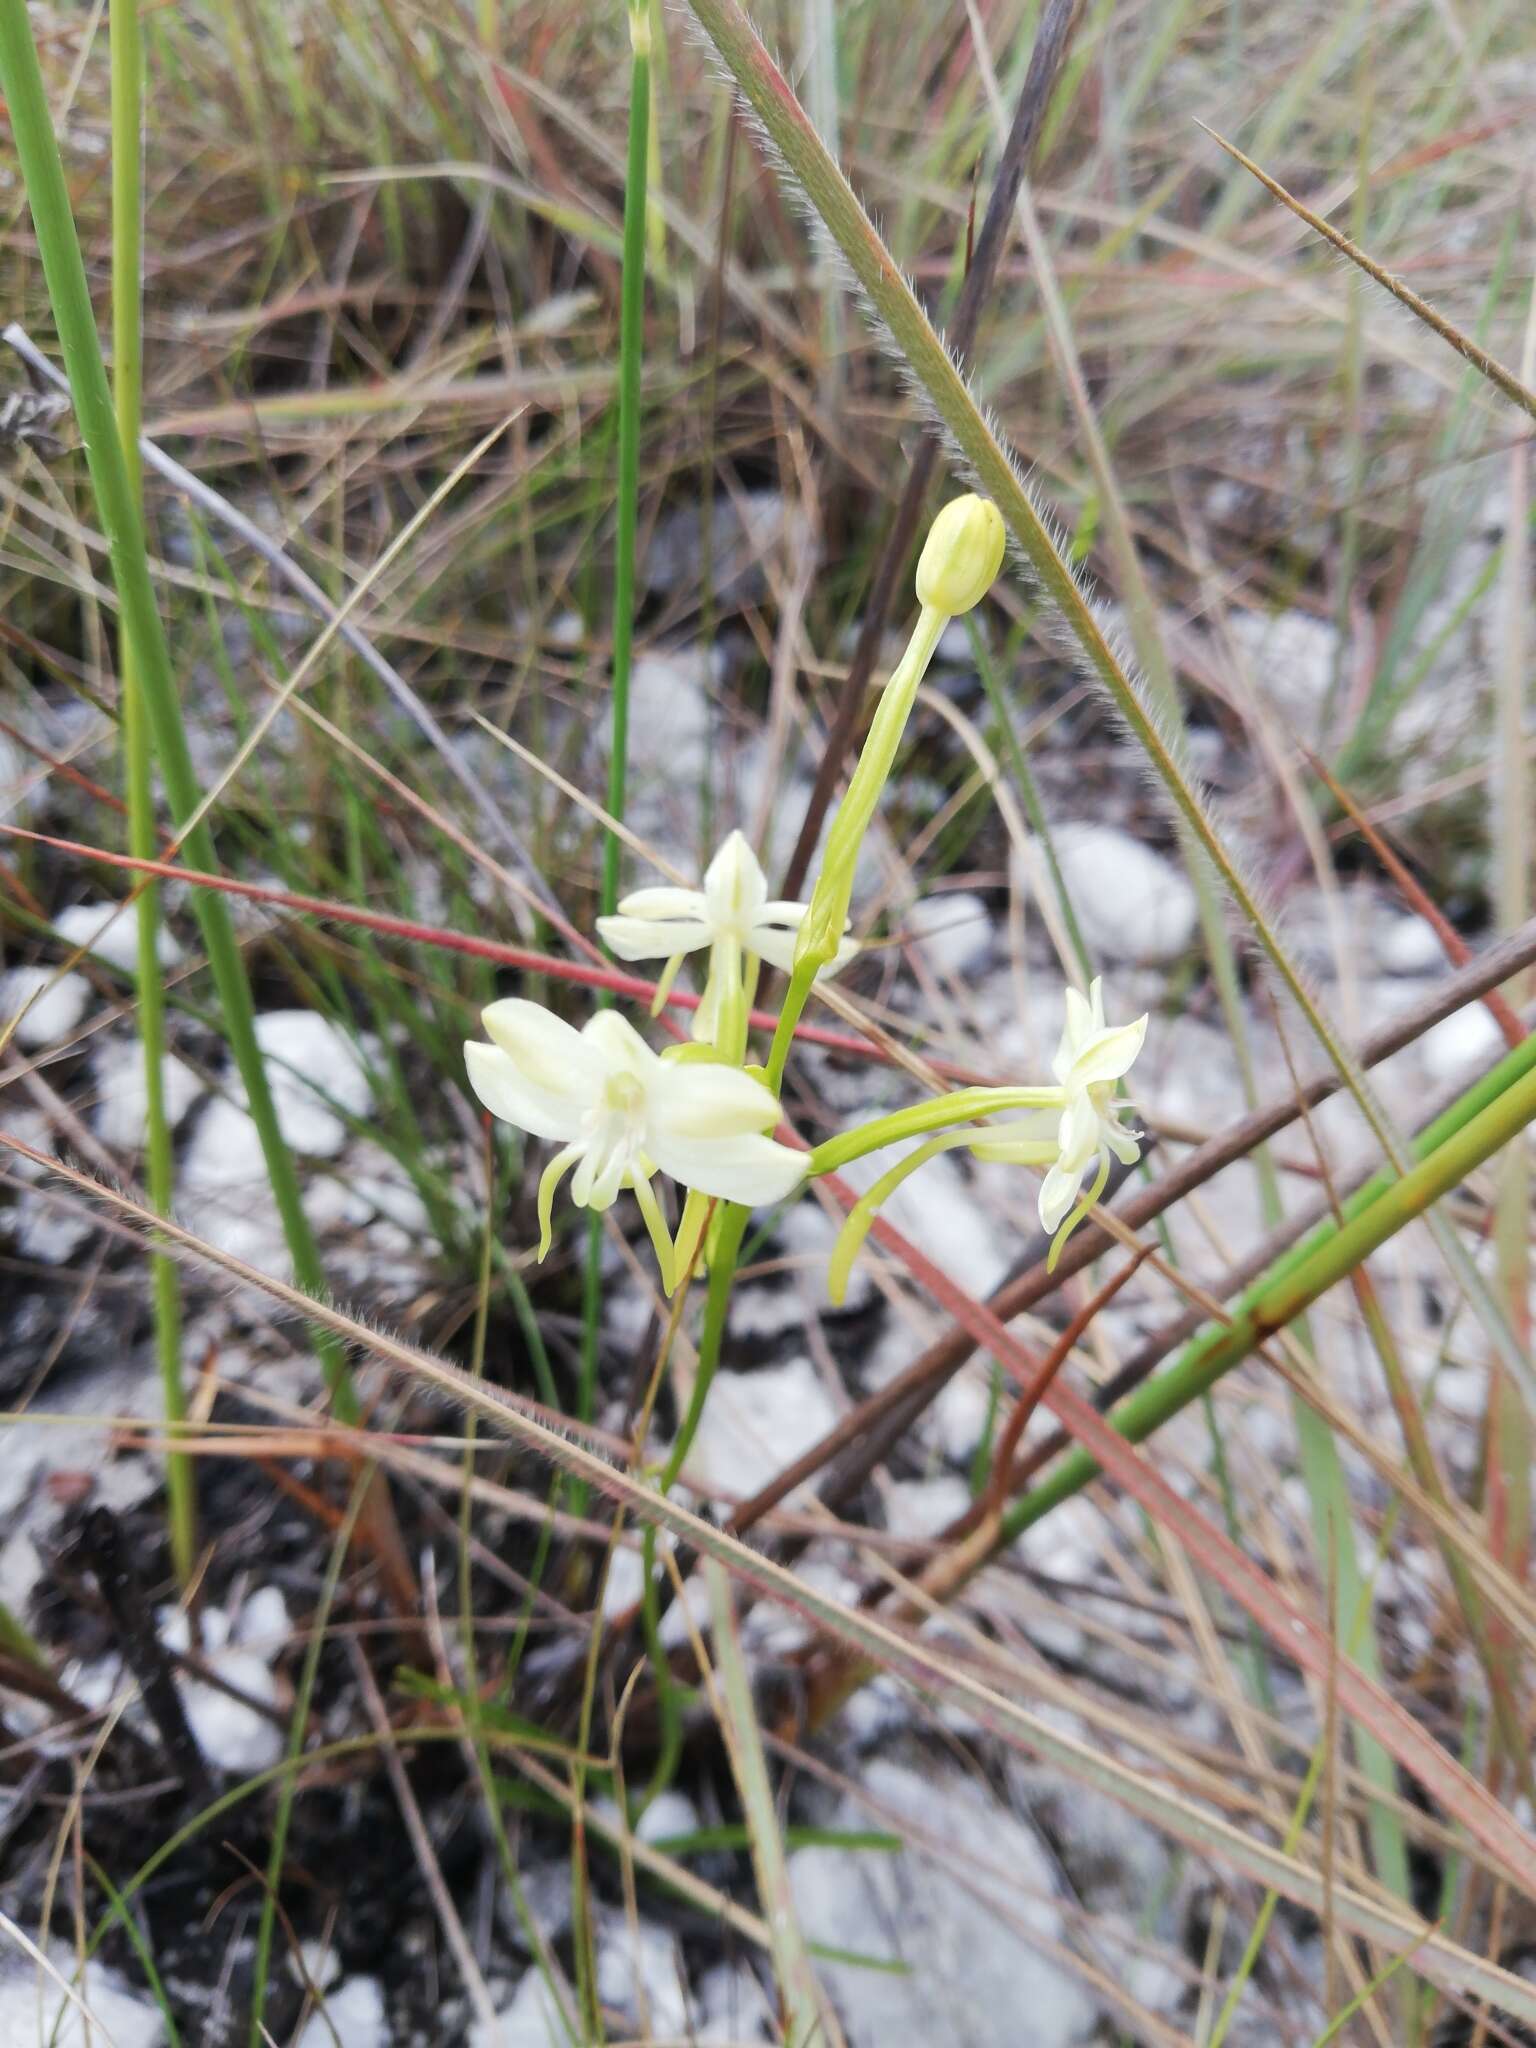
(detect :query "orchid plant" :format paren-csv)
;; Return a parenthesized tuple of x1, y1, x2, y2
(465, 494, 1149, 1310)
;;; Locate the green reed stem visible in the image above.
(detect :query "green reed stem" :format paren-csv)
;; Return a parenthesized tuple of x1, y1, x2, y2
(0, 0, 358, 1419)
(580, 5, 653, 1457)
(110, 0, 192, 1586)
(640, 1198, 749, 1798)
(1006, 1032, 1536, 1541)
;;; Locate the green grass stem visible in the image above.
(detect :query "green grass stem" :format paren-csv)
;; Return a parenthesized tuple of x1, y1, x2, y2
(110, 0, 192, 1585)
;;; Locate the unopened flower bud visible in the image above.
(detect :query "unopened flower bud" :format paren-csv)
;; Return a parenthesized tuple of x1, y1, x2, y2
(915, 494, 1005, 615)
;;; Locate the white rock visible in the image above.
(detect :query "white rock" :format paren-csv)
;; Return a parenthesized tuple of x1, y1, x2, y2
(610, 650, 713, 777)
(155, 1600, 285, 1773)
(1434, 1365, 1486, 1420)
(681, 1358, 838, 1505)
(180, 1096, 291, 1273)
(235, 1583, 290, 1653)
(1421, 1002, 1502, 1083)
(789, 1759, 1095, 2047)
(694, 1960, 775, 2042)
(469, 1970, 570, 2048)
(777, 1197, 876, 1314)
(1227, 605, 1339, 723)
(1376, 913, 1444, 977)
(598, 1541, 650, 1619)
(183, 1094, 269, 1193)
(1, 965, 90, 1048)
(180, 1642, 283, 1774)
(0, 726, 41, 821)
(936, 615, 974, 664)
(596, 1923, 688, 2037)
(293, 1938, 342, 1994)
(932, 1370, 994, 1466)
(743, 1555, 862, 1659)
(0, 1956, 167, 2048)
(92, 1037, 204, 1152)
(53, 900, 182, 975)
(10, 1191, 95, 1264)
(837, 1144, 1006, 1301)
(1048, 824, 1197, 965)
(252, 1009, 372, 1156)
(295, 1976, 387, 2048)
(883, 1476, 972, 1542)
(904, 892, 994, 979)
(633, 1787, 699, 1846)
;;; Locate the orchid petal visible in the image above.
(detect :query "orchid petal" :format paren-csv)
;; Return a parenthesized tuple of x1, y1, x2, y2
(464, 1040, 584, 1143)
(703, 830, 769, 925)
(652, 1129, 806, 1207)
(482, 998, 607, 1100)
(649, 1058, 781, 1140)
(580, 1007, 655, 1076)
(1037, 1156, 1084, 1235)
(1055, 1088, 1101, 1175)
(1103, 1115, 1142, 1166)
(536, 1145, 582, 1257)
(615, 886, 710, 921)
(1066, 1014, 1148, 1089)
(597, 913, 713, 961)
(629, 1170, 676, 1293)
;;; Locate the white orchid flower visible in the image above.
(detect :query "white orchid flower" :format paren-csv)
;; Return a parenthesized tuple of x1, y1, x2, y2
(596, 830, 857, 1045)
(465, 998, 805, 1287)
(981, 977, 1145, 1242)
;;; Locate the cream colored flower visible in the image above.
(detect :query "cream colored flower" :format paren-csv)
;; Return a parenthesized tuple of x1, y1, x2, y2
(597, 830, 856, 1042)
(465, 998, 804, 1286)
(1012, 978, 1146, 1235)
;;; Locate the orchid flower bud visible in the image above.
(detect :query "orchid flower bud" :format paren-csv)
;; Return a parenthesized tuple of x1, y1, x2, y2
(914, 493, 1006, 616)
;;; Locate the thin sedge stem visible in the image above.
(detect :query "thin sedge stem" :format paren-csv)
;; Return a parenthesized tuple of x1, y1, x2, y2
(1196, 123, 1536, 425)
(111, 0, 192, 1585)
(581, 12, 654, 1464)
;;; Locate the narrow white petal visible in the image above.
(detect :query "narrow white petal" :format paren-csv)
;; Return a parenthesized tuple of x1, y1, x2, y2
(746, 926, 802, 974)
(581, 1008, 658, 1078)
(653, 1129, 806, 1207)
(1037, 1157, 1084, 1234)
(1103, 1115, 1142, 1166)
(756, 899, 810, 929)
(482, 998, 606, 1097)
(1062, 985, 1095, 1051)
(1055, 1090, 1101, 1174)
(649, 1059, 781, 1140)
(464, 1041, 583, 1142)
(597, 912, 713, 962)
(703, 830, 768, 926)
(751, 905, 856, 978)
(1067, 1014, 1148, 1089)
(615, 886, 710, 921)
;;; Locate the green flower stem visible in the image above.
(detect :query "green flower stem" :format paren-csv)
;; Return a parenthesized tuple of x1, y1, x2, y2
(1004, 1041, 1536, 1543)
(111, 0, 192, 1586)
(768, 602, 948, 1090)
(581, 0, 652, 1467)
(0, 3, 363, 1426)
(600, 5, 650, 925)
(640, 1198, 749, 1797)
(796, 603, 946, 970)
(806, 1085, 1063, 1178)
